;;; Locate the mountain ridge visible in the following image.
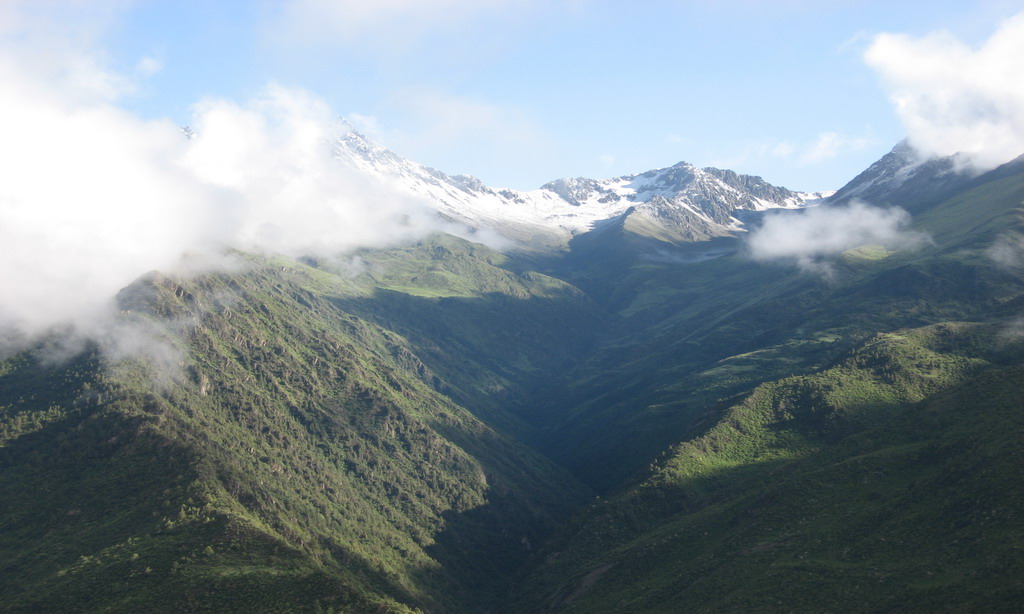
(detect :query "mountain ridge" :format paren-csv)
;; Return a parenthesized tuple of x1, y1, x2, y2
(332, 125, 830, 248)
(2, 135, 1023, 612)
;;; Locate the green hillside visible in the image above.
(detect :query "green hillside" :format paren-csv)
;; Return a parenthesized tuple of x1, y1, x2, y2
(530, 166, 1024, 492)
(2, 160, 1023, 612)
(510, 324, 1024, 612)
(505, 161, 1024, 611)
(0, 254, 587, 613)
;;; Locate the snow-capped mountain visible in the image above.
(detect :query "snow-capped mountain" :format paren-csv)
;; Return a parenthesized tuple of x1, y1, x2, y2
(332, 125, 831, 248)
(827, 140, 970, 212)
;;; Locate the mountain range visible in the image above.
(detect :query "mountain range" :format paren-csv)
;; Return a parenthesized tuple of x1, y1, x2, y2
(333, 125, 830, 247)
(1, 129, 1023, 613)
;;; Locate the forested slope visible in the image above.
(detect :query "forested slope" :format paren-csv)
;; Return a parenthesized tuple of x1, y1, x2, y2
(2, 160, 1023, 612)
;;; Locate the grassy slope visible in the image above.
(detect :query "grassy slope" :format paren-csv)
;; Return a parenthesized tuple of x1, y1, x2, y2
(1, 166, 1022, 613)
(533, 169, 1024, 492)
(333, 235, 610, 442)
(506, 166, 1024, 611)
(511, 323, 1024, 613)
(0, 253, 587, 613)
(520, 325, 1024, 609)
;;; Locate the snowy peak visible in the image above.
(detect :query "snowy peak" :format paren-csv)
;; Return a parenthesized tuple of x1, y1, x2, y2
(541, 176, 620, 207)
(539, 161, 806, 214)
(329, 126, 824, 248)
(532, 162, 810, 239)
(334, 127, 406, 171)
(828, 140, 969, 211)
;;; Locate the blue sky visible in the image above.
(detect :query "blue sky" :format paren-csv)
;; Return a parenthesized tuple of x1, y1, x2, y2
(2, 0, 1024, 344)
(9, 0, 1024, 191)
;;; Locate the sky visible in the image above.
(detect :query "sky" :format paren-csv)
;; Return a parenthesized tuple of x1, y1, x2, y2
(2, 0, 1024, 351)
(8, 0, 1020, 193)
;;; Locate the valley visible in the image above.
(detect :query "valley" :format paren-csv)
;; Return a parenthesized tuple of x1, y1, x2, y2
(2, 142, 1024, 612)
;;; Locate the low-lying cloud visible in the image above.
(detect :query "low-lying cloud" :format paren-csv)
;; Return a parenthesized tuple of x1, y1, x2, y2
(0, 22, 451, 355)
(746, 202, 930, 278)
(987, 232, 1024, 269)
(865, 12, 1024, 172)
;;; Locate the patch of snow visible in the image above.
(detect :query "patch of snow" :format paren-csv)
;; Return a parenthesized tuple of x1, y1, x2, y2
(330, 128, 827, 244)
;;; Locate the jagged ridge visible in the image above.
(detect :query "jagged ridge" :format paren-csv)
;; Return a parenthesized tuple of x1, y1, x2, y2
(332, 126, 828, 247)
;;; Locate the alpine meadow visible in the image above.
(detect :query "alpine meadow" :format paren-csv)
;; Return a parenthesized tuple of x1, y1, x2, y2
(2, 3, 1024, 613)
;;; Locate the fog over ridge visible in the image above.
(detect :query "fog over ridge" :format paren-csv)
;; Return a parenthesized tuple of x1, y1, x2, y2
(866, 12, 1024, 173)
(0, 51, 450, 354)
(745, 201, 931, 280)
(4, 4, 1024, 359)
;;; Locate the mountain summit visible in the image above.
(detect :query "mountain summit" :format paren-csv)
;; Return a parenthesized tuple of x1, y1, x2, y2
(332, 126, 830, 248)
(3, 136, 1022, 613)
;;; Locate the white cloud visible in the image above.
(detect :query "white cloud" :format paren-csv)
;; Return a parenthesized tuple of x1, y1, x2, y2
(865, 12, 1024, 171)
(1002, 315, 1024, 341)
(184, 85, 446, 255)
(0, 1, 133, 104)
(986, 232, 1024, 268)
(746, 201, 930, 278)
(0, 68, 205, 340)
(0, 23, 450, 354)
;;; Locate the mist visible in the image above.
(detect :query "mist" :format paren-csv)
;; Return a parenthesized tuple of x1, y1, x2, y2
(866, 12, 1024, 173)
(745, 202, 930, 279)
(0, 40, 451, 356)
(987, 232, 1024, 270)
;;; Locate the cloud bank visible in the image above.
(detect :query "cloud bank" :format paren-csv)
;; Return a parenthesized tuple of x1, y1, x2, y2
(0, 22, 448, 353)
(866, 12, 1024, 172)
(746, 202, 930, 278)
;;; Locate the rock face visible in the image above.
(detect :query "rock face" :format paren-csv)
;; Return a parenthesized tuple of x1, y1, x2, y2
(827, 140, 970, 211)
(330, 126, 824, 248)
